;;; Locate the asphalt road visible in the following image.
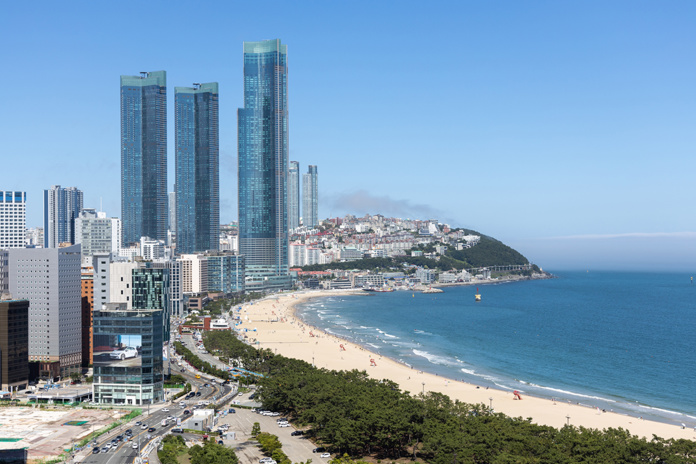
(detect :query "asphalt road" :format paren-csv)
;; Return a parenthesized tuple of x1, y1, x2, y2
(78, 369, 231, 464)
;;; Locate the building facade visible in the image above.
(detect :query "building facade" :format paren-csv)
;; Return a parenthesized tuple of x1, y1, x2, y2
(175, 83, 220, 254)
(206, 252, 245, 294)
(238, 39, 291, 290)
(0, 295, 29, 390)
(92, 303, 163, 405)
(288, 161, 300, 230)
(132, 264, 170, 342)
(8, 244, 82, 379)
(302, 165, 318, 228)
(121, 71, 168, 246)
(75, 209, 121, 258)
(0, 191, 26, 249)
(81, 266, 94, 367)
(44, 185, 83, 248)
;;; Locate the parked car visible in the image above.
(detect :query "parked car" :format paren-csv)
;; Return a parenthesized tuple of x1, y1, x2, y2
(313, 447, 325, 453)
(291, 430, 304, 436)
(320, 453, 331, 458)
(278, 423, 290, 428)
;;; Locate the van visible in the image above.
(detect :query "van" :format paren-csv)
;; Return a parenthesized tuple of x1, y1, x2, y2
(161, 419, 168, 427)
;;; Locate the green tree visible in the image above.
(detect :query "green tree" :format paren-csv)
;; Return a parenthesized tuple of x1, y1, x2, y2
(188, 440, 238, 464)
(251, 422, 261, 438)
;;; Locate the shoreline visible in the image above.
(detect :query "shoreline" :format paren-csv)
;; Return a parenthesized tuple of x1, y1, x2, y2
(235, 289, 696, 442)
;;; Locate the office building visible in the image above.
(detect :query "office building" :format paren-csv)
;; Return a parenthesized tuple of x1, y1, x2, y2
(288, 161, 300, 230)
(206, 251, 245, 294)
(238, 39, 291, 290)
(178, 254, 208, 294)
(92, 253, 111, 308)
(302, 165, 318, 228)
(175, 83, 220, 254)
(0, 294, 29, 390)
(75, 209, 121, 258)
(92, 303, 163, 405)
(132, 264, 170, 343)
(121, 71, 168, 246)
(0, 191, 27, 249)
(44, 185, 83, 248)
(8, 244, 82, 379)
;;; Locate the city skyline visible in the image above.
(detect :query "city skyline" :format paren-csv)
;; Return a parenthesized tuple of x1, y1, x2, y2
(2, 2, 695, 270)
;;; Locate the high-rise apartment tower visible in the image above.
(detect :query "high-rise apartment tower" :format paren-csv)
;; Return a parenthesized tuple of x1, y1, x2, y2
(288, 161, 300, 230)
(237, 39, 291, 290)
(0, 191, 26, 249)
(121, 71, 168, 246)
(44, 185, 83, 248)
(175, 83, 219, 254)
(302, 165, 318, 228)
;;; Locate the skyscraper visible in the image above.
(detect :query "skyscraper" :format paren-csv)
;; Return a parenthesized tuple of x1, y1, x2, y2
(0, 191, 26, 249)
(303, 165, 318, 228)
(288, 161, 300, 230)
(44, 185, 83, 248)
(238, 39, 291, 290)
(121, 71, 167, 246)
(175, 83, 219, 254)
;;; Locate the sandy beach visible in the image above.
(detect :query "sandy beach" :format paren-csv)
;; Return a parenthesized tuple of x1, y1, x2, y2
(234, 290, 696, 442)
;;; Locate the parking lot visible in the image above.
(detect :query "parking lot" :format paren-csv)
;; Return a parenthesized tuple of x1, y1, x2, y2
(217, 408, 333, 463)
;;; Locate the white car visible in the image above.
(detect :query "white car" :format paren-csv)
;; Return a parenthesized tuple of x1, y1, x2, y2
(320, 453, 331, 458)
(162, 408, 169, 412)
(131, 442, 138, 449)
(110, 347, 138, 360)
(278, 423, 290, 428)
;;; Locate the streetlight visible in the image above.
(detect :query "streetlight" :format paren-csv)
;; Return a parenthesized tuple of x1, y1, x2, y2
(489, 397, 493, 410)
(566, 415, 570, 426)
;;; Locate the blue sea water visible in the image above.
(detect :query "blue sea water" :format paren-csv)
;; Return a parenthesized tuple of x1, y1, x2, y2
(294, 271, 696, 428)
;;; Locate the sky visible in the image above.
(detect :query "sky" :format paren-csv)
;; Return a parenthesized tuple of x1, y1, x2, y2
(1, 1, 694, 271)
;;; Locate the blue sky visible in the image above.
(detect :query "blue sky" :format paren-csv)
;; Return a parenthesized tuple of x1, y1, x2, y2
(1, 1, 694, 271)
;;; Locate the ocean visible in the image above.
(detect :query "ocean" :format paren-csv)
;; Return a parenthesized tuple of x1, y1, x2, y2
(294, 271, 696, 428)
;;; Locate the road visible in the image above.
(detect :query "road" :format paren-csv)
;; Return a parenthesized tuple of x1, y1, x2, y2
(78, 363, 232, 463)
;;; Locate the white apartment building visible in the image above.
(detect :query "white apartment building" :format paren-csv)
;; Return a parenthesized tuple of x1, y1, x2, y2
(0, 191, 26, 249)
(140, 237, 165, 260)
(178, 254, 208, 294)
(75, 209, 121, 257)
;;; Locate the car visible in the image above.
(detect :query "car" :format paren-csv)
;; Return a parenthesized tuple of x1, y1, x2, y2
(167, 415, 174, 421)
(228, 408, 236, 414)
(313, 447, 325, 453)
(203, 383, 209, 387)
(269, 412, 280, 416)
(320, 453, 331, 458)
(109, 346, 138, 360)
(125, 429, 133, 436)
(180, 368, 186, 372)
(104, 443, 112, 449)
(116, 435, 123, 441)
(141, 424, 148, 430)
(196, 392, 201, 397)
(92, 447, 100, 454)
(162, 407, 169, 412)
(260, 458, 275, 464)
(291, 430, 304, 436)
(100, 447, 109, 453)
(278, 423, 290, 427)
(277, 417, 288, 422)
(183, 410, 191, 415)
(135, 421, 142, 426)
(148, 427, 156, 432)
(171, 427, 184, 433)
(132, 442, 138, 449)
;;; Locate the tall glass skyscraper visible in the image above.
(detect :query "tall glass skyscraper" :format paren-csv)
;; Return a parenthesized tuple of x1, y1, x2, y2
(175, 83, 219, 254)
(121, 71, 167, 246)
(44, 185, 83, 248)
(288, 161, 300, 230)
(302, 165, 318, 228)
(238, 39, 291, 290)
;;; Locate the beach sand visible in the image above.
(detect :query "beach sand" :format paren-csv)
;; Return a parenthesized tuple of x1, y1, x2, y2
(234, 290, 696, 441)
